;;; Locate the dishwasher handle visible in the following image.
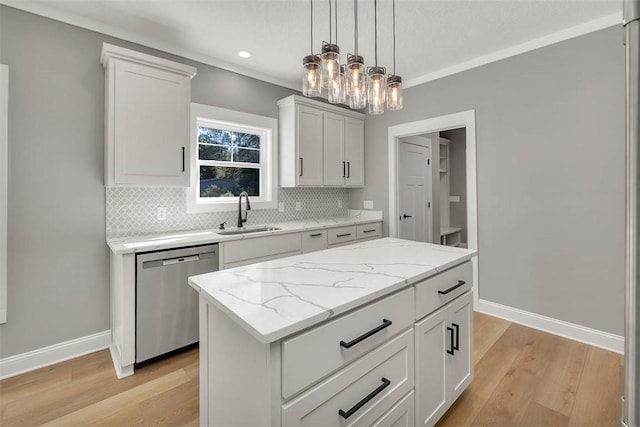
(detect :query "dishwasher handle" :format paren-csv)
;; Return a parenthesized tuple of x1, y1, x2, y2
(162, 255, 200, 266)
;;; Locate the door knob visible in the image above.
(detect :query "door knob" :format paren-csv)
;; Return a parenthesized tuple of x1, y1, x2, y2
(403, 214, 413, 219)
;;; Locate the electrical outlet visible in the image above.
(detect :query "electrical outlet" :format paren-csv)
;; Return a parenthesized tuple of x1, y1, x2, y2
(278, 202, 285, 212)
(364, 200, 374, 209)
(338, 200, 343, 208)
(295, 201, 301, 211)
(157, 207, 167, 221)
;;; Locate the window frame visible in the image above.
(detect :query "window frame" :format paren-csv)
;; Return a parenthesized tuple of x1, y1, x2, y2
(187, 103, 278, 213)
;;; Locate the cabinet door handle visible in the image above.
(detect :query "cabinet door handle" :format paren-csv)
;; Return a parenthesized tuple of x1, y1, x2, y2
(299, 157, 303, 176)
(309, 233, 323, 237)
(402, 214, 412, 219)
(342, 161, 346, 178)
(447, 326, 455, 355)
(362, 229, 376, 233)
(340, 319, 392, 349)
(437, 280, 466, 295)
(347, 161, 350, 178)
(336, 233, 352, 238)
(181, 147, 185, 172)
(452, 323, 460, 351)
(338, 377, 391, 419)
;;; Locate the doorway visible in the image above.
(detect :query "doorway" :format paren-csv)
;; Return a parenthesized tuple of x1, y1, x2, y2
(388, 110, 478, 306)
(398, 139, 432, 243)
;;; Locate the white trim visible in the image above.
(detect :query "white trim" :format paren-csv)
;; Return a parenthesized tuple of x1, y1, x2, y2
(0, 330, 111, 380)
(109, 344, 134, 379)
(1, 1, 298, 91)
(0, 65, 8, 325)
(388, 110, 479, 308)
(477, 299, 624, 354)
(404, 12, 622, 88)
(188, 103, 278, 213)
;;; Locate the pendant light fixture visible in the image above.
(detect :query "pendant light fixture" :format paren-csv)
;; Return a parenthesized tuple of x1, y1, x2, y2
(321, 0, 340, 91)
(386, 0, 403, 110)
(367, 0, 386, 115)
(302, 0, 322, 97)
(347, 0, 366, 109)
(328, 0, 346, 104)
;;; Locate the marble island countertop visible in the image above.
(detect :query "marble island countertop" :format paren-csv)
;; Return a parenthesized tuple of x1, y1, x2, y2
(107, 210, 382, 255)
(188, 237, 476, 344)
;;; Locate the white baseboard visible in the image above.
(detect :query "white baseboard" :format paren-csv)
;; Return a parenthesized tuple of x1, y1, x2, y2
(109, 343, 134, 379)
(477, 299, 624, 354)
(0, 330, 111, 380)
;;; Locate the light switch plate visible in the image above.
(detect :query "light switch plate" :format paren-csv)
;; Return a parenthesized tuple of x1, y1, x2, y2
(295, 201, 301, 211)
(157, 207, 167, 221)
(364, 200, 374, 209)
(278, 202, 285, 212)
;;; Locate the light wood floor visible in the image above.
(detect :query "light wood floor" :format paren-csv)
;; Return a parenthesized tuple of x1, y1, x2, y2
(0, 312, 623, 426)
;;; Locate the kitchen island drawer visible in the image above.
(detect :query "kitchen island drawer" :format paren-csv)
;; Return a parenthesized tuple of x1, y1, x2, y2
(356, 223, 382, 240)
(281, 329, 414, 427)
(327, 225, 356, 246)
(281, 287, 414, 398)
(415, 261, 472, 320)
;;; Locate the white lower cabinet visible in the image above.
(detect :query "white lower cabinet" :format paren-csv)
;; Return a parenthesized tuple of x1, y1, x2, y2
(301, 230, 328, 254)
(281, 329, 414, 427)
(372, 391, 415, 427)
(415, 291, 473, 426)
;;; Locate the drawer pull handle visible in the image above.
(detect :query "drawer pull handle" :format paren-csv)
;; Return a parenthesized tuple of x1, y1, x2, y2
(447, 326, 455, 355)
(362, 229, 376, 233)
(438, 280, 466, 295)
(336, 233, 352, 238)
(338, 377, 391, 419)
(309, 233, 323, 237)
(340, 319, 392, 349)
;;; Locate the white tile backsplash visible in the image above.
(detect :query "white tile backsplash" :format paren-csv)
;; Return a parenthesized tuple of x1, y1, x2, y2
(106, 187, 350, 238)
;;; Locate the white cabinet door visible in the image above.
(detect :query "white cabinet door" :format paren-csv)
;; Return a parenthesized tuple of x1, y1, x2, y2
(446, 292, 473, 403)
(296, 105, 323, 186)
(322, 112, 346, 186)
(344, 117, 364, 187)
(112, 61, 191, 186)
(415, 307, 448, 426)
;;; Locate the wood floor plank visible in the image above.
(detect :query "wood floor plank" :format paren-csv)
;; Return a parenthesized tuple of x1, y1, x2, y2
(472, 311, 511, 365)
(520, 400, 569, 427)
(568, 346, 623, 427)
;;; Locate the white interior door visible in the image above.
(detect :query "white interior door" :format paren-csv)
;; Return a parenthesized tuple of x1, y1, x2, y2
(398, 141, 432, 243)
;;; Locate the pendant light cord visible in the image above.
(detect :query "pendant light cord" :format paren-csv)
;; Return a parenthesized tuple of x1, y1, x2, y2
(310, 0, 314, 54)
(329, 0, 332, 44)
(335, 0, 338, 44)
(393, 0, 396, 74)
(354, 0, 358, 56)
(374, 0, 378, 66)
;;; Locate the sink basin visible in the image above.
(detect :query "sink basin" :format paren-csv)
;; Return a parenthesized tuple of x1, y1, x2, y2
(217, 226, 280, 236)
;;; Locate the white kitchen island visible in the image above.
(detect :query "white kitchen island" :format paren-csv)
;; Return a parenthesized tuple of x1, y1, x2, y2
(189, 237, 476, 426)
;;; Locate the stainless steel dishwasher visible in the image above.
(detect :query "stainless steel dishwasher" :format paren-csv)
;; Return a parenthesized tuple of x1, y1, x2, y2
(136, 244, 218, 364)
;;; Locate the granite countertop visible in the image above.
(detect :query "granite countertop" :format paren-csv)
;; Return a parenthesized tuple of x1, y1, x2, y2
(188, 237, 476, 344)
(107, 211, 382, 255)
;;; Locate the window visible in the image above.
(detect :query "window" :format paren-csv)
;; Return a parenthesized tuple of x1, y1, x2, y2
(187, 103, 277, 213)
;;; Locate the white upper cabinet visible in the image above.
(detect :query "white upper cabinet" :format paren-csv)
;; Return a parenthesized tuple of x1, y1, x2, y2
(101, 43, 197, 187)
(278, 95, 365, 188)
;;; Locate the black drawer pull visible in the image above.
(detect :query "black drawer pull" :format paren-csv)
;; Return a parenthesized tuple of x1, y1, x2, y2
(452, 323, 460, 351)
(340, 319, 392, 349)
(362, 229, 376, 233)
(447, 326, 455, 355)
(336, 233, 352, 238)
(338, 377, 391, 419)
(438, 280, 466, 295)
(309, 233, 323, 237)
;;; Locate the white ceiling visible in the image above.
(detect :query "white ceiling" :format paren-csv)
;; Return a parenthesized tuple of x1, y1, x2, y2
(4, 0, 623, 90)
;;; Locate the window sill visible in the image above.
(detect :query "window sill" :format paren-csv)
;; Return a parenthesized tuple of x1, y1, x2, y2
(186, 197, 277, 213)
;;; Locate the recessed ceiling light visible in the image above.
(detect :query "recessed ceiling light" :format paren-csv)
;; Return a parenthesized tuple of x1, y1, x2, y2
(238, 51, 252, 59)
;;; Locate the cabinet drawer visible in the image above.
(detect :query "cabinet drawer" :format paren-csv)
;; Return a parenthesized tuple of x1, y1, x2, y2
(327, 226, 356, 246)
(372, 391, 415, 427)
(357, 222, 382, 240)
(301, 230, 327, 254)
(222, 233, 301, 265)
(282, 287, 414, 398)
(282, 329, 414, 427)
(415, 261, 472, 320)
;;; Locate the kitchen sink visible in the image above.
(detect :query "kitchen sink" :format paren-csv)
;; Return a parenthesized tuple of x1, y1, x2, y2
(216, 226, 281, 236)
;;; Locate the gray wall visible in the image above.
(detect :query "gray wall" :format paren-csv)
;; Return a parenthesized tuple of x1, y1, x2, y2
(352, 26, 626, 335)
(0, 6, 298, 358)
(442, 128, 467, 243)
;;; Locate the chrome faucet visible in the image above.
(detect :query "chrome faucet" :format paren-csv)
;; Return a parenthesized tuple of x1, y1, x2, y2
(237, 191, 251, 228)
